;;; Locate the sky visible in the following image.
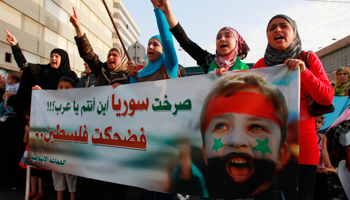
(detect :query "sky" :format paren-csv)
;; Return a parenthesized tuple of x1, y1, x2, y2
(122, 0, 350, 67)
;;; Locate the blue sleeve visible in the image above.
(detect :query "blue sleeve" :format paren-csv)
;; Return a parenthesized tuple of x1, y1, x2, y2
(154, 8, 178, 79)
(130, 76, 137, 83)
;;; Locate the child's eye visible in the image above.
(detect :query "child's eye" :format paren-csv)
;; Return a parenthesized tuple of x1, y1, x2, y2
(248, 124, 268, 133)
(212, 123, 230, 133)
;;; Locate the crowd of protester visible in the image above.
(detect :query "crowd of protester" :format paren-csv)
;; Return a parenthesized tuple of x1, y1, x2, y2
(0, 0, 349, 199)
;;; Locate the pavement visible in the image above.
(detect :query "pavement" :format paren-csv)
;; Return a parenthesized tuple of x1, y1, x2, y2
(0, 177, 348, 200)
(0, 186, 56, 200)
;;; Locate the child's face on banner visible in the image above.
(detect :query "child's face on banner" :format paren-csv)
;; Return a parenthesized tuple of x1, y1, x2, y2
(204, 112, 281, 180)
(201, 90, 286, 197)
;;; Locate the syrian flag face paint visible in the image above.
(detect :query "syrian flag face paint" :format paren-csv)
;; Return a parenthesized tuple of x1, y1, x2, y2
(202, 91, 283, 196)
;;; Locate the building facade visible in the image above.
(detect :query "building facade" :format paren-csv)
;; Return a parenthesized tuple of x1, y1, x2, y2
(315, 35, 350, 83)
(112, 0, 140, 49)
(0, 0, 139, 75)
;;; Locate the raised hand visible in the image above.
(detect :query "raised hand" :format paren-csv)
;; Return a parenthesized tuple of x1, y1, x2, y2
(69, 7, 84, 38)
(153, 0, 178, 28)
(150, 0, 159, 8)
(5, 29, 17, 46)
(152, 0, 169, 14)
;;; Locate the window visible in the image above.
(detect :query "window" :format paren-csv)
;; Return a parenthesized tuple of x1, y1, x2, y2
(5, 53, 12, 63)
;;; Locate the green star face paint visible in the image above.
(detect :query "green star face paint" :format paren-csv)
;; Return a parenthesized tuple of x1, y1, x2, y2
(204, 112, 281, 162)
(212, 137, 225, 152)
(253, 138, 272, 157)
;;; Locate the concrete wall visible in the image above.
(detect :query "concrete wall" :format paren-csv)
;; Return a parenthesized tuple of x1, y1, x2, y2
(0, 0, 136, 77)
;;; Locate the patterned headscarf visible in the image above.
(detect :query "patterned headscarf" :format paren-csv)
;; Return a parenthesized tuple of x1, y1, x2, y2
(214, 27, 249, 69)
(264, 14, 302, 66)
(334, 67, 350, 96)
(108, 47, 128, 72)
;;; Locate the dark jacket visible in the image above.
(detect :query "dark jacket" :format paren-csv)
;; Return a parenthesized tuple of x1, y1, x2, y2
(13, 44, 78, 113)
(77, 73, 96, 88)
(170, 23, 215, 73)
(74, 34, 129, 86)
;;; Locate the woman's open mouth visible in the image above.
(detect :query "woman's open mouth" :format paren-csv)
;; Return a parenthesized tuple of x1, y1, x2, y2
(220, 44, 228, 49)
(274, 35, 284, 41)
(226, 154, 254, 183)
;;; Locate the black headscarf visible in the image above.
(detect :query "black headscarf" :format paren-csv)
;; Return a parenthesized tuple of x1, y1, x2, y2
(16, 48, 77, 114)
(50, 48, 70, 71)
(44, 48, 77, 89)
(264, 14, 302, 66)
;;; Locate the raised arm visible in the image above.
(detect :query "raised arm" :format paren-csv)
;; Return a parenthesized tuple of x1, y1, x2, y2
(5, 29, 17, 46)
(5, 29, 27, 70)
(69, 7, 85, 38)
(153, 0, 178, 28)
(153, 0, 213, 73)
(152, 1, 178, 78)
(70, 7, 102, 77)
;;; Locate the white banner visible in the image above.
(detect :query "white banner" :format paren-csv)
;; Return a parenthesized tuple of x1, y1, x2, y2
(29, 65, 300, 199)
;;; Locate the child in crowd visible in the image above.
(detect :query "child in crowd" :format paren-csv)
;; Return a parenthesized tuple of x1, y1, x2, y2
(24, 76, 77, 200)
(20, 109, 46, 200)
(314, 115, 336, 200)
(52, 76, 77, 200)
(0, 71, 20, 121)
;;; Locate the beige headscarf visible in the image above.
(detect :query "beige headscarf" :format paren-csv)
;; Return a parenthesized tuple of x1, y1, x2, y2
(99, 47, 128, 86)
(109, 47, 128, 72)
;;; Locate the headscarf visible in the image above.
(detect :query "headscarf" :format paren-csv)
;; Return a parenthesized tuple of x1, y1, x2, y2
(108, 47, 128, 72)
(214, 27, 249, 69)
(149, 35, 162, 46)
(42, 48, 77, 89)
(264, 14, 302, 66)
(99, 47, 128, 85)
(138, 35, 165, 79)
(50, 48, 70, 71)
(334, 67, 350, 96)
